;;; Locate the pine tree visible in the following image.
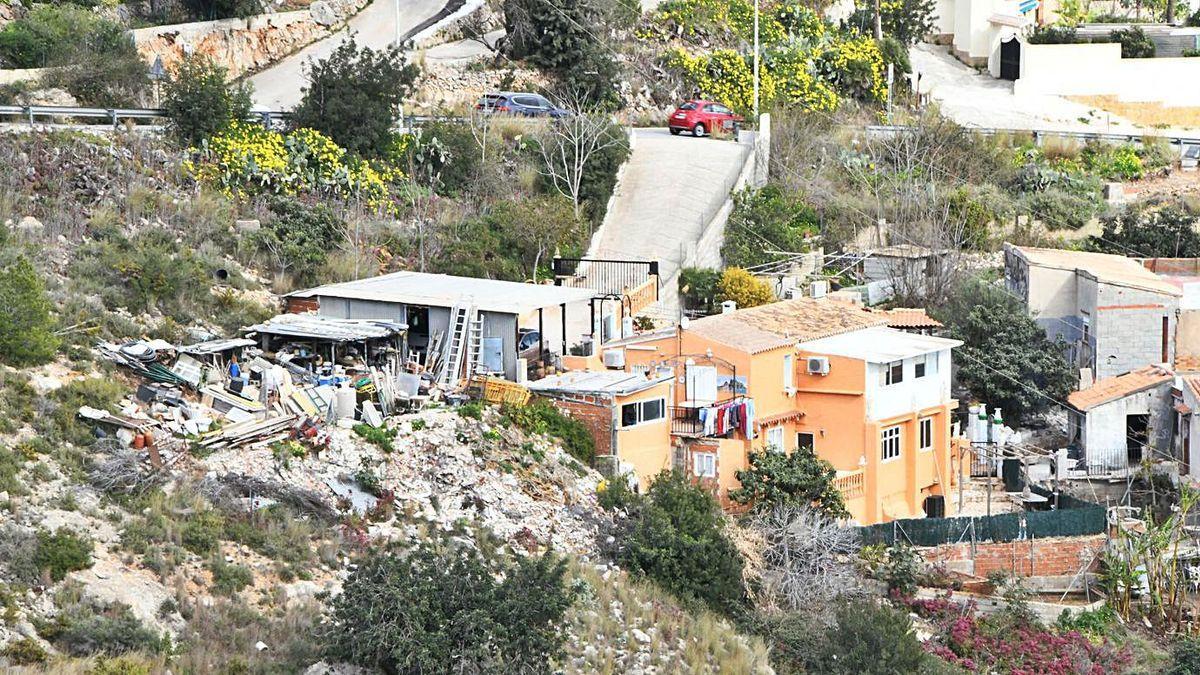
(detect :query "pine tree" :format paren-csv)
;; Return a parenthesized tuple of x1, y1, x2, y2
(0, 256, 58, 366)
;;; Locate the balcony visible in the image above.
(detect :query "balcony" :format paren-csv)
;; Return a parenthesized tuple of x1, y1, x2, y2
(671, 407, 706, 437)
(835, 469, 865, 500)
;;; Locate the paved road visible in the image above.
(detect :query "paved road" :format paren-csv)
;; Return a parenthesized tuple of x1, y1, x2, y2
(591, 128, 752, 321)
(249, 0, 459, 109)
(909, 42, 1196, 137)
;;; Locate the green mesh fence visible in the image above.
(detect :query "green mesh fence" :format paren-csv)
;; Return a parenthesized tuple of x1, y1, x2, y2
(857, 487, 1107, 547)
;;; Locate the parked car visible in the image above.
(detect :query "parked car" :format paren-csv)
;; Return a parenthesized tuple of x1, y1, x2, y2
(667, 100, 743, 137)
(518, 328, 542, 361)
(475, 92, 571, 118)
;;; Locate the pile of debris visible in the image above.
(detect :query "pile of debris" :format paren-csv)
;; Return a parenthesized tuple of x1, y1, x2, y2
(203, 409, 610, 554)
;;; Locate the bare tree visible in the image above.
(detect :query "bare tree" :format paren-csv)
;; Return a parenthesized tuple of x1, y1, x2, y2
(458, 0, 507, 58)
(536, 94, 627, 222)
(747, 505, 864, 615)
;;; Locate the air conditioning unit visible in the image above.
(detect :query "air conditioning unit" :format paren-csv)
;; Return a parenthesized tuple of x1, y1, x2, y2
(603, 349, 626, 369)
(806, 356, 830, 375)
(810, 280, 829, 298)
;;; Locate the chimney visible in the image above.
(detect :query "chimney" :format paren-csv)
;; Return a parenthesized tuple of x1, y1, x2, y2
(721, 300, 737, 314)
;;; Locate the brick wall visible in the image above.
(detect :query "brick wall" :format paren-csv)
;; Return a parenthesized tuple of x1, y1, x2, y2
(544, 395, 614, 456)
(921, 535, 1106, 578)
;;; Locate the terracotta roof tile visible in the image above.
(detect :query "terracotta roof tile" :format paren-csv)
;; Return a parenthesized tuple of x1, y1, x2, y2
(1067, 365, 1174, 412)
(686, 298, 888, 354)
(1184, 374, 1200, 401)
(875, 308, 943, 329)
(1177, 355, 1200, 373)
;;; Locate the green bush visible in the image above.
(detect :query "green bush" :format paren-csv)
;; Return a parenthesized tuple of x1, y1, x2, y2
(1082, 143, 1144, 181)
(847, 0, 937, 45)
(323, 538, 575, 672)
(1089, 203, 1200, 258)
(1025, 188, 1098, 230)
(406, 121, 481, 196)
(501, 399, 595, 465)
(163, 54, 253, 147)
(180, 510, 226, 555)
(618, 471, 746, 615)
(35, 528, 93, 582)
(679, 267, 721, 315)
(1, 637, 48, 665)
(0, 256, 58, 367)
(353, 424, 397, 453)
(457, 401, 484, 420)
(598, 476, 641, 511)
(722, 184, 817, 269)
(255, 196, 346, 285)
(504, 0, 620, 108)
(877, 36, 911, 75)
(808, 602, 928, 674)
(1169, 635, 1200, 675)
(37, 376, 124, 447)
(1026, 25, 1083, 44)
(1110, 26, 1155, 58)
(729, 448, 848, 517)
(291, 39, 419, 158)
(54, 601, 164, 657)
(431, 196, 582, 282)
(209, 559, 253, 596)
(182, 0, 263, 20)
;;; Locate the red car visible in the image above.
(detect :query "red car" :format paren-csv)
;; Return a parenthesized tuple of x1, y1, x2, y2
(668, 100, 743, 137)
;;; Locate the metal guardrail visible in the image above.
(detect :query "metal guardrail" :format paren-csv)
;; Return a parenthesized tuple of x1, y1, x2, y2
(0, 104, 458, 129)
(866, 123, 1200, 148)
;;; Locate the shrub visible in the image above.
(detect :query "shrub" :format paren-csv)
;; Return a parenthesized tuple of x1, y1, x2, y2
(723, 184, 817, 269)
(1, 637, 48, 665)
(37, 376, 124, 447)
(679, 267, 721, 314)
(183, 0, 263, 20)
(504, 0, 620, 108)
(717, 267, 774, 308)
(598, 476, 641, 511)
(0, 256, 58, 366)
(847, 0, 937, 45)
(35, 528, 94, 582)
(55, 602, 164, 657)
(1169, 635, 1200, 675)
(1090, 203, 1200, 258)
(163, 54, 253, 147)
(1026, 188, 1098, 230)
(353, 423, 397, 453)
(877, 36, 911, 75)
(290, 39, 419, 158)
(1111, 26, 1155, 58)
(405, 121, 481, 196)
(209, 559, 253, 596)
(180, 510, 226, 555)
(809, 602, 928, 674)
(323, 538, 575, 672)
(1026, 25, 1083, 44)
(619, 471, 747, 615)
(730, 448, 848, 517)
(501, 399, 595, 465)
(1082, 142, 1144, 181)
(254, 196, 346, 284)
(457, 401, 484, 420)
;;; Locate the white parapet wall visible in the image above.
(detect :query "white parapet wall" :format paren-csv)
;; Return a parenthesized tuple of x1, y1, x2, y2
(1015, 41, 1200, 106)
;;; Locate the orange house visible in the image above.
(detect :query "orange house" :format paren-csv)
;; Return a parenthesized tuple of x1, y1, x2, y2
(526, 370, 675, 490)
(596, 298, 961, 525)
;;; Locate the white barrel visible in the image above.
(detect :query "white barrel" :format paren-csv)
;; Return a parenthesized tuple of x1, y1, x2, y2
(335, 387, 357, 420)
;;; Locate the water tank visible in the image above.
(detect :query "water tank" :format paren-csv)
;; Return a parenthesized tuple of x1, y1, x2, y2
(335, 386, 357, 420)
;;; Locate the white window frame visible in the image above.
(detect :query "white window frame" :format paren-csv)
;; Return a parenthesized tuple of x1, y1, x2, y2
(884, 360, 904, 386)
(766, 426, 785, 451)
(620, 397, 666, 428)
(693, 452, 717, 478)
(881, 425, 902, 462)
(919, 417, 934, 451)
(783, 353, 795, 393)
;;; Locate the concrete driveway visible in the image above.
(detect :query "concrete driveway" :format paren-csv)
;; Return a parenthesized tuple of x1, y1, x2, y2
(249, 0, 461, 109)
(590, 127, 752, 321)
(909, 42, 1156, 135)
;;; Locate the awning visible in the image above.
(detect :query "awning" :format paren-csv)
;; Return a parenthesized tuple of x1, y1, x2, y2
(245, 314, 408, 342)
(755, 409, 805, 429)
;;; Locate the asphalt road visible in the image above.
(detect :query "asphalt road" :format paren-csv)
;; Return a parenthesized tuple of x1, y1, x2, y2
(591, 128, 752, 321)
(249, 0, 459, 109)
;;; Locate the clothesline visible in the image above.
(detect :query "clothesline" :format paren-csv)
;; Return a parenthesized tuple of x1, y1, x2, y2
(698, 399, 756, 439)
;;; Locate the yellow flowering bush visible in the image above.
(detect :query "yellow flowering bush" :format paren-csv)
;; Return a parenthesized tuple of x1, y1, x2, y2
(818, 37, 887, 103)
(188, 123, 402, 210)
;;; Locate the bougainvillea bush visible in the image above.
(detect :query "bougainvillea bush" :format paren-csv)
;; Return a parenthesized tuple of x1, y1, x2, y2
(907, 594, 1133, 674)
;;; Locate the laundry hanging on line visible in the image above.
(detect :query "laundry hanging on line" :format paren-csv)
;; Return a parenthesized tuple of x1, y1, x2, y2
(698, 399, 755, 438)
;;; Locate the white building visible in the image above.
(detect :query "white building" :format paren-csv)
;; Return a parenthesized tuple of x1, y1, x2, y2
(1066, 365, 1174, 475)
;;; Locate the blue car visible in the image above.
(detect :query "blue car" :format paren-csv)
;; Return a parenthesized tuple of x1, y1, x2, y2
(475, 92, 571, 118)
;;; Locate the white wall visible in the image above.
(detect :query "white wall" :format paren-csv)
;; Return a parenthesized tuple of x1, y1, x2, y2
(865, 349, 953, 421)
(1016, 41, 1200, 106)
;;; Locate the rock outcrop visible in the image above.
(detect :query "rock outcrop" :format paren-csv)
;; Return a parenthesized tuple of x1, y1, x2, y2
(132, 0, 368, 81)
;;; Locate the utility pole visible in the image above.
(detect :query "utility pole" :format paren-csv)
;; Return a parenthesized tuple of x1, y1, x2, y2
(395, 0, 402, 47)
(753, 0, 760, 121)
(873, 0, 883, 40)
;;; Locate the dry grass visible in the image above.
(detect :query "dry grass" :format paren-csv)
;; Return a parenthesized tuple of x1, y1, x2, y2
(1068, 95, 1200, 130)
(562, 562, 773, 674)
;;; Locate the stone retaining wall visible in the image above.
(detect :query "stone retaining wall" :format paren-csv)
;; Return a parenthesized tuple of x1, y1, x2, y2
(132, 0, 368, 80)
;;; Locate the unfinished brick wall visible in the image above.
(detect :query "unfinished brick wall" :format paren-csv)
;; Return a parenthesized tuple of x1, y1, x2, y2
(543, 395, 614, 456)
(286, 297, 319, 313)
(921, 535, 1106, 578)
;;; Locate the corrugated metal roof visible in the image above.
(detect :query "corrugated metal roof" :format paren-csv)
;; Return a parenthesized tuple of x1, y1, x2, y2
(245, 314, 407, 342)
(528, 370, 672, 396)
(288, 271, 598, 315)
(798, 326, 961, 363)
(1067, 365, 1174, 412)
(179, 338, 257, 355)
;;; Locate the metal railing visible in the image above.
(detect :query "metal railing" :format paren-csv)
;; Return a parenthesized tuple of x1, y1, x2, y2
(671, 406, 706, 437)
(866, 124, 1200, 148)
(0, 104, 454, 130)
(552, 257, 660, 300)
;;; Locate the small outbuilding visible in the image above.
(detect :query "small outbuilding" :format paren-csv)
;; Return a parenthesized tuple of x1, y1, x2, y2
(1066, 365, 1175, 476)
